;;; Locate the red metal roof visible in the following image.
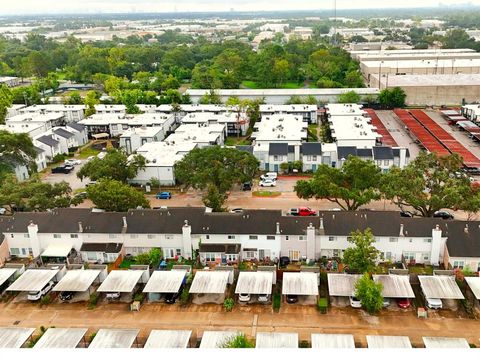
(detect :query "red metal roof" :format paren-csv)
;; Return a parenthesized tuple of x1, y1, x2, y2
(365, 109, 398, 147)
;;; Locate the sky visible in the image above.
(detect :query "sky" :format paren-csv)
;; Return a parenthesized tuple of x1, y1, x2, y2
(0, 0, 479, 15)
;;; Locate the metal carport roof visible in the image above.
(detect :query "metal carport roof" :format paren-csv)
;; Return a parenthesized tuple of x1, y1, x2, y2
(0, 268, 17, 288)
(255, 332, 298, 348)
(144, 330, 192, 348)
(418, 275, 464, 299)
(464, 277, 480, 300)
(97, 270, 144, 293)
(311, 334, 355, 348)
(327, 273, 361, 297)
(0, 328, 35, 348)
(373, 275, 415, 298)
(423, 337, 470, 348)
(282, 272, 319, 296)
(89, 329, 139, 348)
(7, 269, 59, 292)
(143, 270, 187, 294)
(41, 244, 72, 258)
(189, 271, 229, 294)
(235, 271, 273, 295)
(34, 328, 88, 348)
(366, 335, 412, 348)
(53, 270, 101, 292)
(199, 331, 238, 348)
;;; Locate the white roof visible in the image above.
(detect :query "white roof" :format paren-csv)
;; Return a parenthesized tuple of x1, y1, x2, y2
(157, 104, 231, 112)
(325, 103, 365, 116)
(373, 73, 480, 87)
(255, 332, 298, 348)
(327, 273, 362, 297)
(235, 272, 273, 295)
(423, 337, 470, 348)
(282, 272, 319, 296)
(94, 104, 126, 112)
(7, 113, 64, 124)
(41, 243, 72, 258)
(311, 334, 355, 348)
(0, 268, 17, 287)
(189, 271, 229, 294)
(135, 141, 197, 167)
(373, 275, 415, 298)
(53, 270, 101, 292)
(465, 277, 480, 300)
(254, 114, 307, 142)
(166, 123, 225, 144)
(22, 104, 86, 112)
(329, 115, 380, 143)
(260, 104, 317, 112)
(180, 112, 240, 124)
(144, 330, 192, 348)
(119, 126, 164, 138)
(34, 328, 88, 348)
(199, 331, 238, 348)
(89, 329, 139, 348)
(0, 328, 35, 348)
(97, 270, 144, 293)
(186, 88, 379, 96)
(143, 270, 187, 293)
(366, 335, 412, 348)
(418, 275, 464, 299)
(7, 269, 59, 292)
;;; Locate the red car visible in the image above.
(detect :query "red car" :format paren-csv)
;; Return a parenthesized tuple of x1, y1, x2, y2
(396, 298, 411, 309)
(290, 207, 317, 216)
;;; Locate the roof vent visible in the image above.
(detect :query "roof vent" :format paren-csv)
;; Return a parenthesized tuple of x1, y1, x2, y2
(464, 224, 469, 233)
(399, 223, 404, 237)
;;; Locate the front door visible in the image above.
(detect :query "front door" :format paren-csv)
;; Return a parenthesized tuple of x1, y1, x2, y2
(274, 164, 279, 172)
(312, 164, 317, 171)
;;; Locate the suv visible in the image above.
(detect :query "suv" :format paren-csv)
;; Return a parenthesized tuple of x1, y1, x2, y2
(433, 211, 454, 220)
(290, 207, 316, 216)
(260, 179, 276, 187)
(349, 296, 362, 308)
(106, 292, 121, 300)
(426, 297, 442, 309)
(165, 284, 184, 304)
(51, 165, 74, 174)
(28, 281, 54, 301)
(60, 291, 74, 302)
(241, 182, 252, 191)
(279, 256, 290, 268)
(258, 294, 270, 303)
(260, 172, 278, 181)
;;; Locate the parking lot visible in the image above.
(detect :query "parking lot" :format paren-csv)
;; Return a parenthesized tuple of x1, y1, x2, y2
(42, 162, 90, 191)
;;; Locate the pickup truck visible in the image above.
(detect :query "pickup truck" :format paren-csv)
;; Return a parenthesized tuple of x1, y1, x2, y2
(289, 207, 317, 216)
(51, 165, 74, 174)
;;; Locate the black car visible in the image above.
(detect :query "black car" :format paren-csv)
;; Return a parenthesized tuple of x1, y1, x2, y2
(433, 211, 454, 220)
(242, 182, 252, 191)
(400, 211, 413, 218)
(286, 295, 298, 304)
(279, 256, 290, 268)
(51, 165, 74, 174)
(60, 291, 74, 301)
(165, 284, 184, 304)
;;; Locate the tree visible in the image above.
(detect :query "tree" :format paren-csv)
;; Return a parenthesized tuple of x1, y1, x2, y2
(84, 90, 100, 117)
(199, 89, 222, 105)
(0, 130, 37, 176)
(222, 334, 254, 348)
(86, 179, 149, 212)
(381, 152, 473, 217)
(294, 156, 382, 210)
(343, 229, 381, 273)
(202, 184, 228, 212)
(355, 273, 384, 314)
(378, 87, 406, 109)
(338, 91, 361, 104)
(77, 149, 146, 183)
(64, 91, 82, 105)
(0, 84, 13, 124)
(135, 248, 162, 268)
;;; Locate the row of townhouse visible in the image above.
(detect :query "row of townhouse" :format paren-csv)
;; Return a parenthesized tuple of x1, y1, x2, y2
(16, 104, 86, 123)
(0, 207, 477, 271)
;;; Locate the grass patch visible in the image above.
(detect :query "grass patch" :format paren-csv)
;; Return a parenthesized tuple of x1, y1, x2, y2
(78, 146, 100, 159)
(273, 294, 281, 312)
(166, 258, 195, 270)
(408, 265, 434, 275)
(241, 80, 304, 89)
(225, 137, 252, 146)
(252, 191, 281, 197)
(119, 258, 137, 269)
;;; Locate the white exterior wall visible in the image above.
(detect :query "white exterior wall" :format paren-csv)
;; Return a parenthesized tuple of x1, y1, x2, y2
(302, 155, 323, 172)
(448, 256, 480, 271)
(131, 166, 175, 186)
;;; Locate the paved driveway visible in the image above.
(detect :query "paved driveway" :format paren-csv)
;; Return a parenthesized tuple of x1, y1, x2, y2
(42, 163, 89, 191)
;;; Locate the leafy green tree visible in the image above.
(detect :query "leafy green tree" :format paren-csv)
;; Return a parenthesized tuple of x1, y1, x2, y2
(355, 273, 384, 314)
(222, 333, 254, 348)
(381, 152, 472, 217)
(10, 85, 41, 106)
(199, 89, 222, 105)
(84, 90, 100, 117)
(0, 84, 13, 124)
(135, 248, 162, 267)
(378, 87, 406, 108)
(86, 179, 149, 212)
(295, 156, 382, 210)
(338, 90, 361, 104)
(202, 184, 228, 212)
(0, 130, 37, 175)
(343, 229, 381, 273)
(64, 91, 82, 105)
(77, 149, 146, 183)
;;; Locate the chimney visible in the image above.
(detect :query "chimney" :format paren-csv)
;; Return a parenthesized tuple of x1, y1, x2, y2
(78, 221, 83, 233)
(319, 217, 324, 230)
(184, 220, 189, 227)
(276, 222, 280, 235)
(122, 216, 127, 228)
(464, 224, 469, 233)
(399, 223, 404, 237)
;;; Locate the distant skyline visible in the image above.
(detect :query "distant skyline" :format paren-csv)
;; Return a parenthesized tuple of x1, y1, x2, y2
(0, 0, 479, 16)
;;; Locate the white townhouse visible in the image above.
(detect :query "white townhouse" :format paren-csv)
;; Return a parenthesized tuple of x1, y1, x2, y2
(19, 104, 86, 123)
(260, 104, 318, 124)
(119, 126, 165, 154)
(94, 104, 126, 114)
(179, 111, 249, 136)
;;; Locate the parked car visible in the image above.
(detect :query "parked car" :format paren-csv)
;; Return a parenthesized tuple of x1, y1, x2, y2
(0, 207, 6, 215)
(396, 298, 411, 309)
(156, 191, 172, 199)
(60, 291, 74, 302)
(259, 179, 276, 187)
(279, 256, 290, 268)
(28, 281, 54, 301)
(85, 181, 97, 187)
(433, 211, 454, 220)
(74, 192, 88, 200)
(400, 211, 413, 218)
(382, 298, 391, 308)
(290, 207, 317, 216)
(258, 294, 270, 303)
(260, 172, 278, 181)
(165, 285, 184, 304)
(349, 296, 362, 308)
(229, 208, 243, 213)
(286, 294, 298, 304)
(65, 159, 82, 166)
(51, 165, 74, 174)
(425, 297, 442, 309)
(238, 293, 251, 302)
(106, 292, 121, 300)
(86, 156, 96, 161)
(241, 182, 252, 191)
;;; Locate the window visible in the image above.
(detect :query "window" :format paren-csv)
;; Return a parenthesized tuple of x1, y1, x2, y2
(228, 235, 236, 240)
(130, 234, 138, 239)
(147, 234, 155, 239)
(422, 253, 430, 261)
(53, 234, 61, 239)
(328, 236, 335, 242)
(21, 248, 26, 255)
(312, 155, 317, 161)
(389, 237, 398, 243)
(267, 235, 275, 240)
(244, 251, 255, 259)
(86, 252, 97, 261)
(205, 253, 216, 262)
(376, 160, 382, 166)
(165, 235, 173, 240)
(384, 160, 389, 166)
(226, 254, 237, 261)
(299, 236, 306, 241)
(403, 252, 415, 261)
(453, 260, 464, 269)
(249, 235, 258, 240)
(205, 235, 210, 240)
(176, 249, 182, 256)
(285, 236, 289, 241)
(385, 252, 392, 260)
(109, 234, 117, 239)
(424, 238, 432, 243)
(273, 155, 282, 161)
(307, 156, 312, 161)
(10, 248, 20, 255)
(165, 248, 175, 258)
(23, 234, 30, 238)
(70, 234, 78, 239)
(289, 250, 300, 261)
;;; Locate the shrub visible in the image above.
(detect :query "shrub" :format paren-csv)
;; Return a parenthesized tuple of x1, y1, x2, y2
(273, 294, 281, 312)
(180, 287, 190, 305)
(89, 332, 97, 343)
(299, 340, 310, 348)
(133, 293, 145, 302)
(223, 297, 234, 311)
(40, 294, 51, 305)
(149, 177, 160, 189)
(88, 293, 99, 309)
(51, 153, 67, 164)
(222, 333, 255, 348)
(318, 298, 328, 314)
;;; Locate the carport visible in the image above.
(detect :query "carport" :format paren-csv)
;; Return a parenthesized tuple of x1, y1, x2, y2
(366, 335, 412, 348)
(373, 275, 415, 299)
(255, 332, 298, 348)
(0, 268, 18, 291)
(34, 328, 88, 348)
(89, 329, 140, 348)
(235, 271, 273, 304)
(327, 273, 361, 307)
(422, 337, 470, 348)
(144, 330, 192, 348)
(418, 275, 464, 309)
(143, 270, 187, 302)
(282, 272, 319, 304)
(464, 277, 480, 303)
(311, 334, 355, 348)
(53, 269, 101, 301)
(189, 271, 230, 305)
(0, 328, 35, 348)
(41, 244, 72, 264)
(199, 331, 238, 348)
(7, 269, 60, 298)
(97, 270, 145, 302)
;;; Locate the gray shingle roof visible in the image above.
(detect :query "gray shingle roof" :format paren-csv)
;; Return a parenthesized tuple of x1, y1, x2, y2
(33, 146, 45, 154)
(301, 143, 322, 156)
(357, 148, 373, 158)
(36, 135, 59, 147)
(66, 123, 86, 132)
(373, 146, 394, 160)
(53, 128, 75, 139)
(80, 243, 123, 253)
(337, 146, 357, 160)
(269, 143, 288, 156)
(235, 145, 253, 154)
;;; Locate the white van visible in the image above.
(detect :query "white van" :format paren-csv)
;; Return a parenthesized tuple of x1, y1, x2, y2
(260, 172, 278, 181)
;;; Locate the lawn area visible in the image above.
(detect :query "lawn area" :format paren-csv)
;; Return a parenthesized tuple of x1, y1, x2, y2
(408, 264, 434, 275)
(225, 137, 251, 146)
(253, 190, 281, 197)
(241, 81, 305, 89)
(78, 146, 101, 159)
(119, 258, 137, 269)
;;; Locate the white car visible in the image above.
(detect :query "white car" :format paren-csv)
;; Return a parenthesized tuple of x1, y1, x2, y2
(349, 296, 362, 308)
(64, 159, 82, 166)
(28, 281, 54, 301)
(258, 294, 270, 303)
(0, 208, 6, 215)
(238, 293, 251, 302)
(86, 156, 96, 161)
(260, 172, 278, 181)
(426, 298, 442, 309)
(260, 179, 276, 187)
(106, 292, 121, 300)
